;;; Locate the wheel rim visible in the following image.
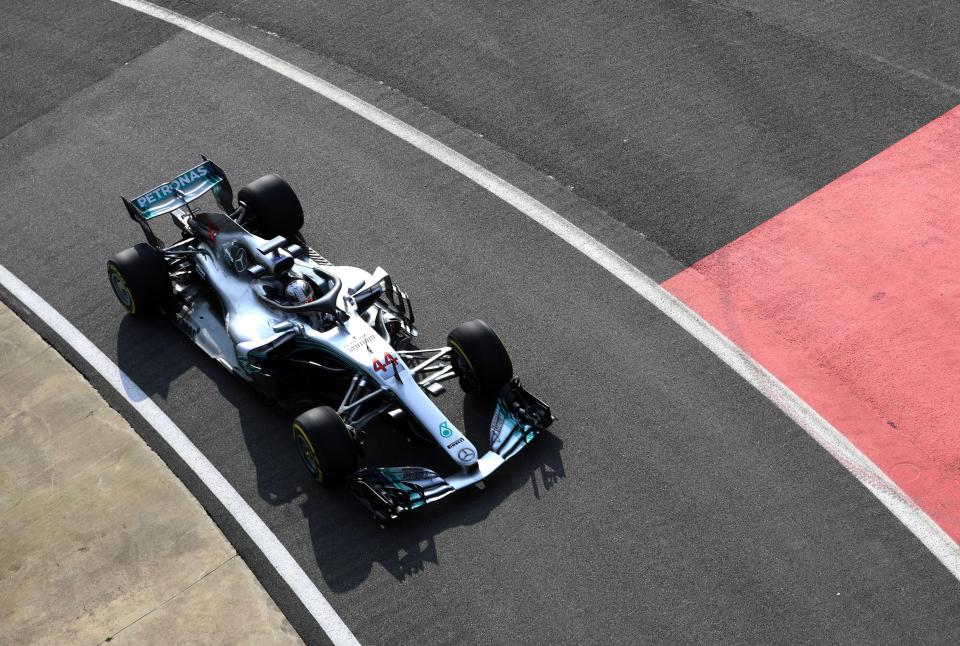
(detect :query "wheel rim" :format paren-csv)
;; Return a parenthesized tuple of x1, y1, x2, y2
(293, 425, 323, 483)
(108, 265, 135, 314)
(449, 345, 479, 392)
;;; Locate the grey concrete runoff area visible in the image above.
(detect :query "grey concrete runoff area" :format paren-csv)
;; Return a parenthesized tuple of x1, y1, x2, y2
(0, 301, 302, 645)
(1, 1, 959, 645)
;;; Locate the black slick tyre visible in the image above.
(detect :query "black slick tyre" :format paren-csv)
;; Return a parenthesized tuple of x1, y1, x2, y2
(107, 243, 171, 316)
(238, 174, 304, 238)
(447, 319, 514, 396)
(293, 406, 359, 484)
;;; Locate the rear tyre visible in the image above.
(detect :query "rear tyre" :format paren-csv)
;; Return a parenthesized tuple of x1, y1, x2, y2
(447, 319, 514, 396)
(238, 174, 304, 238)
(107, 243, 171, 316)
(293, 406, 359, 484)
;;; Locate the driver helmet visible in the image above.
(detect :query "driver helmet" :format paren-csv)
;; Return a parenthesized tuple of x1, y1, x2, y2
(284, 277, 315, 304)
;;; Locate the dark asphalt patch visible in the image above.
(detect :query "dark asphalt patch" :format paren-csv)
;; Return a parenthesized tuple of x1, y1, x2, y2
(0, 0, 179, 139)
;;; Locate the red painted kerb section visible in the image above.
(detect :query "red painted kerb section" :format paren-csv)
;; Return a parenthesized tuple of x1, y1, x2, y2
(664, 105, 960, 541)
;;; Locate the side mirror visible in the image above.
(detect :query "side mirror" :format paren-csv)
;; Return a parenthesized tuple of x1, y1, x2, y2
(353, 282, 385, 313)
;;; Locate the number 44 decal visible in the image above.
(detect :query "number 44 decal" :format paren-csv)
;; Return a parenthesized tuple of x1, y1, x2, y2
(372, 352, 399, 373)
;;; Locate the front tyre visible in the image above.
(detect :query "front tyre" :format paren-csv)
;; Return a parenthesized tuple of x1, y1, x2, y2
(107, 243, 171, 316)
(447, 319, 514, 396)
(293, 406, 359, 484)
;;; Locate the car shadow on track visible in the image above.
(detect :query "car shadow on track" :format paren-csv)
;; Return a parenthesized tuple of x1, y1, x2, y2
(115, 315, 565, 593)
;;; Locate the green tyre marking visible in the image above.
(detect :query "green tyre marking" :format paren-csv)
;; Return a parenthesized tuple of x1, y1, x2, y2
(293, 423, 323, 483)
(447, 338, 475, 372)
(107, 264, 135, 314)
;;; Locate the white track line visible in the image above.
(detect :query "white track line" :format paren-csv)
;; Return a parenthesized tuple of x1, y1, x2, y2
(0, 267, 359, 646)
(2, 3, 943, 638)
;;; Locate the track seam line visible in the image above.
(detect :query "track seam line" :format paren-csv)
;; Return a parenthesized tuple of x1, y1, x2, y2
(98, 554, 241, 645)
(4, 2, 948, 640)
(0, 266, 359, 646)
(867, 54, 960, 97)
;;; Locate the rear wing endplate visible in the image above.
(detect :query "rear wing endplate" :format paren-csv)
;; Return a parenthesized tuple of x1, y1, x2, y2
(121, 157, 235, 248)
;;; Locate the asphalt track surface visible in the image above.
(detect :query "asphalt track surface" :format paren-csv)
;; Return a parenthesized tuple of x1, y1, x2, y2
(2, 1, 960, 645)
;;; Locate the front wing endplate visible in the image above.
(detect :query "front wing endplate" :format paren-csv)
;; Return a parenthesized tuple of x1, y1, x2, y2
(350, 378, 554, 521)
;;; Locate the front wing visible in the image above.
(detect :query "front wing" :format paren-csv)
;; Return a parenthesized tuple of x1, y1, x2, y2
(350, 378, 554, 521)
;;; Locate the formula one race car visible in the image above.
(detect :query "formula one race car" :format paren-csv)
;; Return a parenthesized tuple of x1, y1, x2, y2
(106, 159, 554, 520)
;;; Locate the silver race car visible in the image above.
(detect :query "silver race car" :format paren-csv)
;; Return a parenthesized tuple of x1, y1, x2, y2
(106, 159, 554, 521)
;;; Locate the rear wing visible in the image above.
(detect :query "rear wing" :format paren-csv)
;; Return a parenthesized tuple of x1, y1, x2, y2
(121, 158, 235, 248)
